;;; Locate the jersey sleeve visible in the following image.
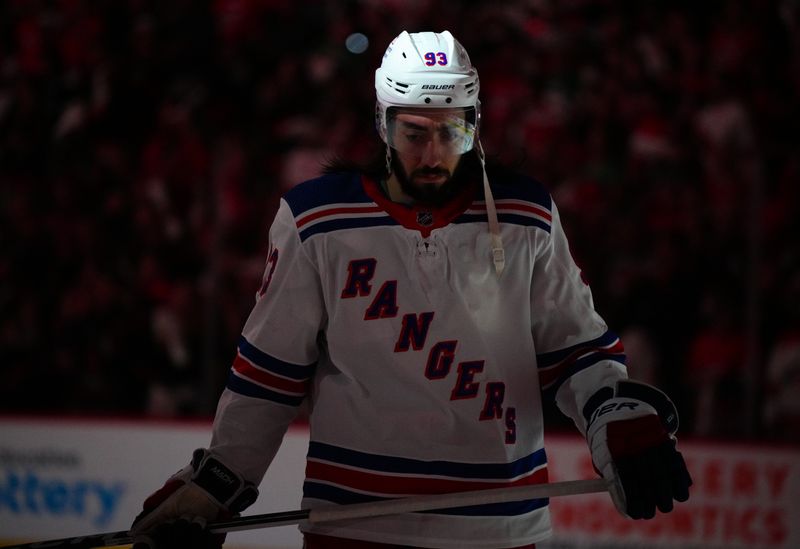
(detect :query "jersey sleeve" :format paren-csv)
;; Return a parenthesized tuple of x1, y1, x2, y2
(209, 198, 325, 483)
(531, 200, 628, 436)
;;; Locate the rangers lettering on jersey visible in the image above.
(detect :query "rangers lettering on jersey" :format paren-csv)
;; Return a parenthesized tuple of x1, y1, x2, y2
(339, 260, 516, 439)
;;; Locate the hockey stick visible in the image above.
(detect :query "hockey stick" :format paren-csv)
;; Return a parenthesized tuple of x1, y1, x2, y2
(0, 478, 608, 549)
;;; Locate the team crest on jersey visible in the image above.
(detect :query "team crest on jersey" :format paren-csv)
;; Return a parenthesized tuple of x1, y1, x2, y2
(416, 211, 434, 227)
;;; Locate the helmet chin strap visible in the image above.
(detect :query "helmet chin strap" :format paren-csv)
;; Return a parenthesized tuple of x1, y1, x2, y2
(477, 141, 505, 276)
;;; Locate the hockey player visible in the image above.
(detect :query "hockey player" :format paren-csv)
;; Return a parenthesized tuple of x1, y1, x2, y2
(130, 30, 691, 548)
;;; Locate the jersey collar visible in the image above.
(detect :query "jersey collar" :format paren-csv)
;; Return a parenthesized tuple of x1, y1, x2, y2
(361, 175, 478, 238)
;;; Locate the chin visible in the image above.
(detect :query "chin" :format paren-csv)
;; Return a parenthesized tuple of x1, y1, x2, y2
(414, 182, 443, 193)
(417, 190, 455, 208)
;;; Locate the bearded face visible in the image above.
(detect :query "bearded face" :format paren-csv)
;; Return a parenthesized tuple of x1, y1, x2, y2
(386, 108, 479, 207)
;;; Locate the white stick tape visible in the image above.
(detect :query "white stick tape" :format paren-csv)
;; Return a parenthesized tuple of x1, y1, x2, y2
(309, 478, 609, 524)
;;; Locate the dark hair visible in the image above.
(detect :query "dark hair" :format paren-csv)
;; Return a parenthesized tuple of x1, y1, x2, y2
(322, 145, 387, 180)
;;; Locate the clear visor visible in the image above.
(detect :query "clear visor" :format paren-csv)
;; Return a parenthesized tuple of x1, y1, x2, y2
(386, 108, 477, 156)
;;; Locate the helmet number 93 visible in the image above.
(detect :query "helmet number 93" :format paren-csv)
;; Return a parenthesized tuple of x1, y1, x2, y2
(424, 52, 448, 66)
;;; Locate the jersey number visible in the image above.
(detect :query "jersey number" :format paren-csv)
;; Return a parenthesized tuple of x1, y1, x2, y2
(424, 52, 448, 66)
(258, 247, 279, 297)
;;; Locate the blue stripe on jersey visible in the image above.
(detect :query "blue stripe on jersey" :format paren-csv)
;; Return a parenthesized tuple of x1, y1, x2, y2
(536, 331, 621, 368)
(302, 481, 548, 517)
(298, 215, 398, 242)
(454, 212, 551, 233)
(283, 172, 373, 218)
(547, 352, 627, 395)
(226, 373, 305, 406)
(238, 335, 312, 381)
(307, 441, 546, 480)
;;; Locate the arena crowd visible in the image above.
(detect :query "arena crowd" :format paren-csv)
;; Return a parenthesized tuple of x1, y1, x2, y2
(1, 0, 798, 442)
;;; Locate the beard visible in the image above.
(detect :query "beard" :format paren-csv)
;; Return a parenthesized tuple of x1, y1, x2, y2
(391, 150, 481, 208)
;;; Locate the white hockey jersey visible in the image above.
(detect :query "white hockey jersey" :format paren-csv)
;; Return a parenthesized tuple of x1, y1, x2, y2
(209, 170, 628, 548)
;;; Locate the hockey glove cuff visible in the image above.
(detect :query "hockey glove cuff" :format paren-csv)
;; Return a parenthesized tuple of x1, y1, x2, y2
(129, 448, 259, 547)
(585, 380, 692, 519)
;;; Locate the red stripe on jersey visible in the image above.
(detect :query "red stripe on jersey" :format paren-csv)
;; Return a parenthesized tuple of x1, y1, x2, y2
(538, 340, 625, 388)
(232, 354, 308, 395)
(305, 460, 548, 496)
(296, 205, 385, 228)
(472, 202, 552, 221)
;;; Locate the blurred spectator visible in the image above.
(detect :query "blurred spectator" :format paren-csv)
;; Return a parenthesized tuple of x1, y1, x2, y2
(763, 271, 800, 441)
(685, 296, 746, 438)
(620, 325, 660, 387)
(764, 325, 800, 441)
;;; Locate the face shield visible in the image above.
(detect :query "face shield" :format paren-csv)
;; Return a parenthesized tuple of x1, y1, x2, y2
(385, 107, 477, 157)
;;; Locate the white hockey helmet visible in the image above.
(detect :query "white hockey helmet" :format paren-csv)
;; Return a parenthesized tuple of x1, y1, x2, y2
(375, 30, 480, 154)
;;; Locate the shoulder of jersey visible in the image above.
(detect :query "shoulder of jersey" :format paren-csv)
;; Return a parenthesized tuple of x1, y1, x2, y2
(486, 167, 552, 210)
(282, 171, 368, 214)
(463, 167, 554, 233)
(282, 172, 392, 242)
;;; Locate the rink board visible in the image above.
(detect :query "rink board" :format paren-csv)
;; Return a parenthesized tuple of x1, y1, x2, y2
(0, 416, 798, 549)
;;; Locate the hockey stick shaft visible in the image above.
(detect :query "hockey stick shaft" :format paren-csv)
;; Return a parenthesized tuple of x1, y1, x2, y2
(306, 478, 608, 525)
(1, 478, 608, 548)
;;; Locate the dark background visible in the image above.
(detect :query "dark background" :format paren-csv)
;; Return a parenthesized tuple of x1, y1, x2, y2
(1, 0, 798, 443)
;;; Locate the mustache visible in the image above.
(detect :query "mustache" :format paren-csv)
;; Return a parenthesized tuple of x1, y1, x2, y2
(411, 167, 451, 178)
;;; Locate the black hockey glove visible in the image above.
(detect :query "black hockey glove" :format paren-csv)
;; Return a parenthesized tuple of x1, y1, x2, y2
(585, 380, 692, 519)
(129, 448, 258, 548)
